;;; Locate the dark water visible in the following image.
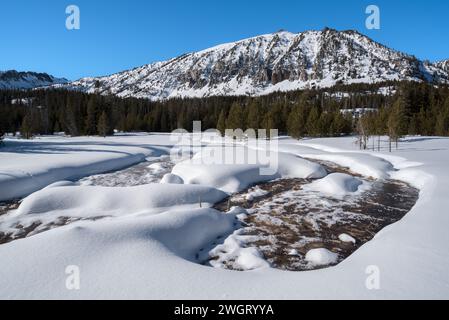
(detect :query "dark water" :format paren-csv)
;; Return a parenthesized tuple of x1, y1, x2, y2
(210, 162, 419, 271)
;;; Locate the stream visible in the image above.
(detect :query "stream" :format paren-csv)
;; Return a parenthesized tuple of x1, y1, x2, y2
(0, 157, 419, 273)
(0, 156, 175, 244)
(205, 160, 419, 271)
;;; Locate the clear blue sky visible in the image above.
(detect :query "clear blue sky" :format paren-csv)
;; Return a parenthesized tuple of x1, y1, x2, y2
(1, 0, 448, 80)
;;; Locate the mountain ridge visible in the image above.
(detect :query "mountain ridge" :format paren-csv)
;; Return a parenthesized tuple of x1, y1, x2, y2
(0, 70, 68, 90)
(54, 28, 449, 100)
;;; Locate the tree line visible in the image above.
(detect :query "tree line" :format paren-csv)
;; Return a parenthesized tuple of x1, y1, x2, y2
(1, 81, 449, 146)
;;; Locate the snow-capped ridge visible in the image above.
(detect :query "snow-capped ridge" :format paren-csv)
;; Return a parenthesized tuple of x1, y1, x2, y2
(0, 70, 68, 90)
(55, 29, 449, 100)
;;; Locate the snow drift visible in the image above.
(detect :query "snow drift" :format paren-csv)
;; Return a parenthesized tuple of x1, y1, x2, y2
(172, 146, 327, 193)
(305, 173, 367, 198)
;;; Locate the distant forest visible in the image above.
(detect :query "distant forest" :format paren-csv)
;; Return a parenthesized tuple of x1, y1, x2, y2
(1, 81, 449, 147)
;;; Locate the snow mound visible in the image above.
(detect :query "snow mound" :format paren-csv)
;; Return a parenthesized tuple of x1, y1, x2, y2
(160, 173, 184, 184)
(43, 181, 76, 189)
(305, 173, 365, 198)
(339, 233, 356, 244)
(245, 186, 268, 201)
(305, 248, 339, 266)
(15, 184, 227, 218)
(0, 208, 236, 299)
(172, 147, 327, 193)
(300, 152, 394, 179)
(209, 233, 270, 271)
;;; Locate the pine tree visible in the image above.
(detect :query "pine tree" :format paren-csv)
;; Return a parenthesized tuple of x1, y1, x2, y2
(226, 102, 244, 131)
(261, 109, 280, 139)
(330, 111, 350, 137)
(435, 97, 449, 136)
(20, 113, 33, 139)
(305, 107, 321, 136)
(246, 101, 260, 131)
(85, 96, 98, 135)
(217, 109, 226, 136)
(388, 98, 408, 150)
(287, 105, 306, 139)
(0, 108, 6, 144)
(65, 96, 80, 136)
(97, 111, 110, 137)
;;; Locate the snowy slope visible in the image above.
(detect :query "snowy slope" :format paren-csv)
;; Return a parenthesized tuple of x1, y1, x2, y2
(55, 28, 449, 100)
(0, 134, 173, 201)
(1, 135, 449, 299)
(0, 70, 68, 90)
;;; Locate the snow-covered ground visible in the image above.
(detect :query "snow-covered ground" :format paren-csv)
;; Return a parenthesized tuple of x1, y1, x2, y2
(0, 134, 173, 201)
(0, 134, 448, 299)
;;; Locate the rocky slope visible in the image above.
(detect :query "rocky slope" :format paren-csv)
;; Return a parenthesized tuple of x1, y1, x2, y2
(56, 28, 449, 100)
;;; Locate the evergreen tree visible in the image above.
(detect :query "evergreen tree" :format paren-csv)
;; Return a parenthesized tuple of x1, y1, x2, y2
(306, 107, 321, 136)
(287, 105, 306, 139)
(330, 111, 350, 136)
(262, 110, 278, 138)
(226, 102, 244, 131)
(97, 111, 110, 137)
(85, 96, 98, 135)
(246, 101, 260, 131)
(217, 109, 226, 136)
(388, 98, 408, 150)
(20, 113, 33, 139)
(0, 108, 6, 144)
(435, 97, 449, 136)
(65, 96, 80, 136)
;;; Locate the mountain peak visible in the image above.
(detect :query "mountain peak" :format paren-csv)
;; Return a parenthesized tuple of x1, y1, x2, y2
(55, 29, 449, 100)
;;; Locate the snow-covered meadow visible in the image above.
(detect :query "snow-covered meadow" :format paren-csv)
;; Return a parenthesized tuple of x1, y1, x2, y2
(0, 133, 448, 299)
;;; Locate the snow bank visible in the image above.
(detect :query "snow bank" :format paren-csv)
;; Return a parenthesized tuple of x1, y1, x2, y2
(304, 173, 366, 198)
(0, 208, 236, 299)
(0, 136, 172, 201)
(1, 135, 449, 299)
(172, 146, 326, 193)
(14, 183, 227, 218)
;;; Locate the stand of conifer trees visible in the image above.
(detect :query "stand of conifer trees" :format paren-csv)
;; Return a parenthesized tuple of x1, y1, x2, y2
(0, 81, 448, 144)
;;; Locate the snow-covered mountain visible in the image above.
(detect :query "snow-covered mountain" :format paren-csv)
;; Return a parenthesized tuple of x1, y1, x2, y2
(57, 28, 449, 100)
(0, 70, 68, 90)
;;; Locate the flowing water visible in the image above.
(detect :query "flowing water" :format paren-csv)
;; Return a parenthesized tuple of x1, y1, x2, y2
(78, 156, 174, 187)
(0, 156, 175, 244)
(0, 156, 419, 272)
(207, 161, 419, 271)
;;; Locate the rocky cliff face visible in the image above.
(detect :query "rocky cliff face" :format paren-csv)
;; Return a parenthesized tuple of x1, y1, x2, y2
(56, 28, 449, 100)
